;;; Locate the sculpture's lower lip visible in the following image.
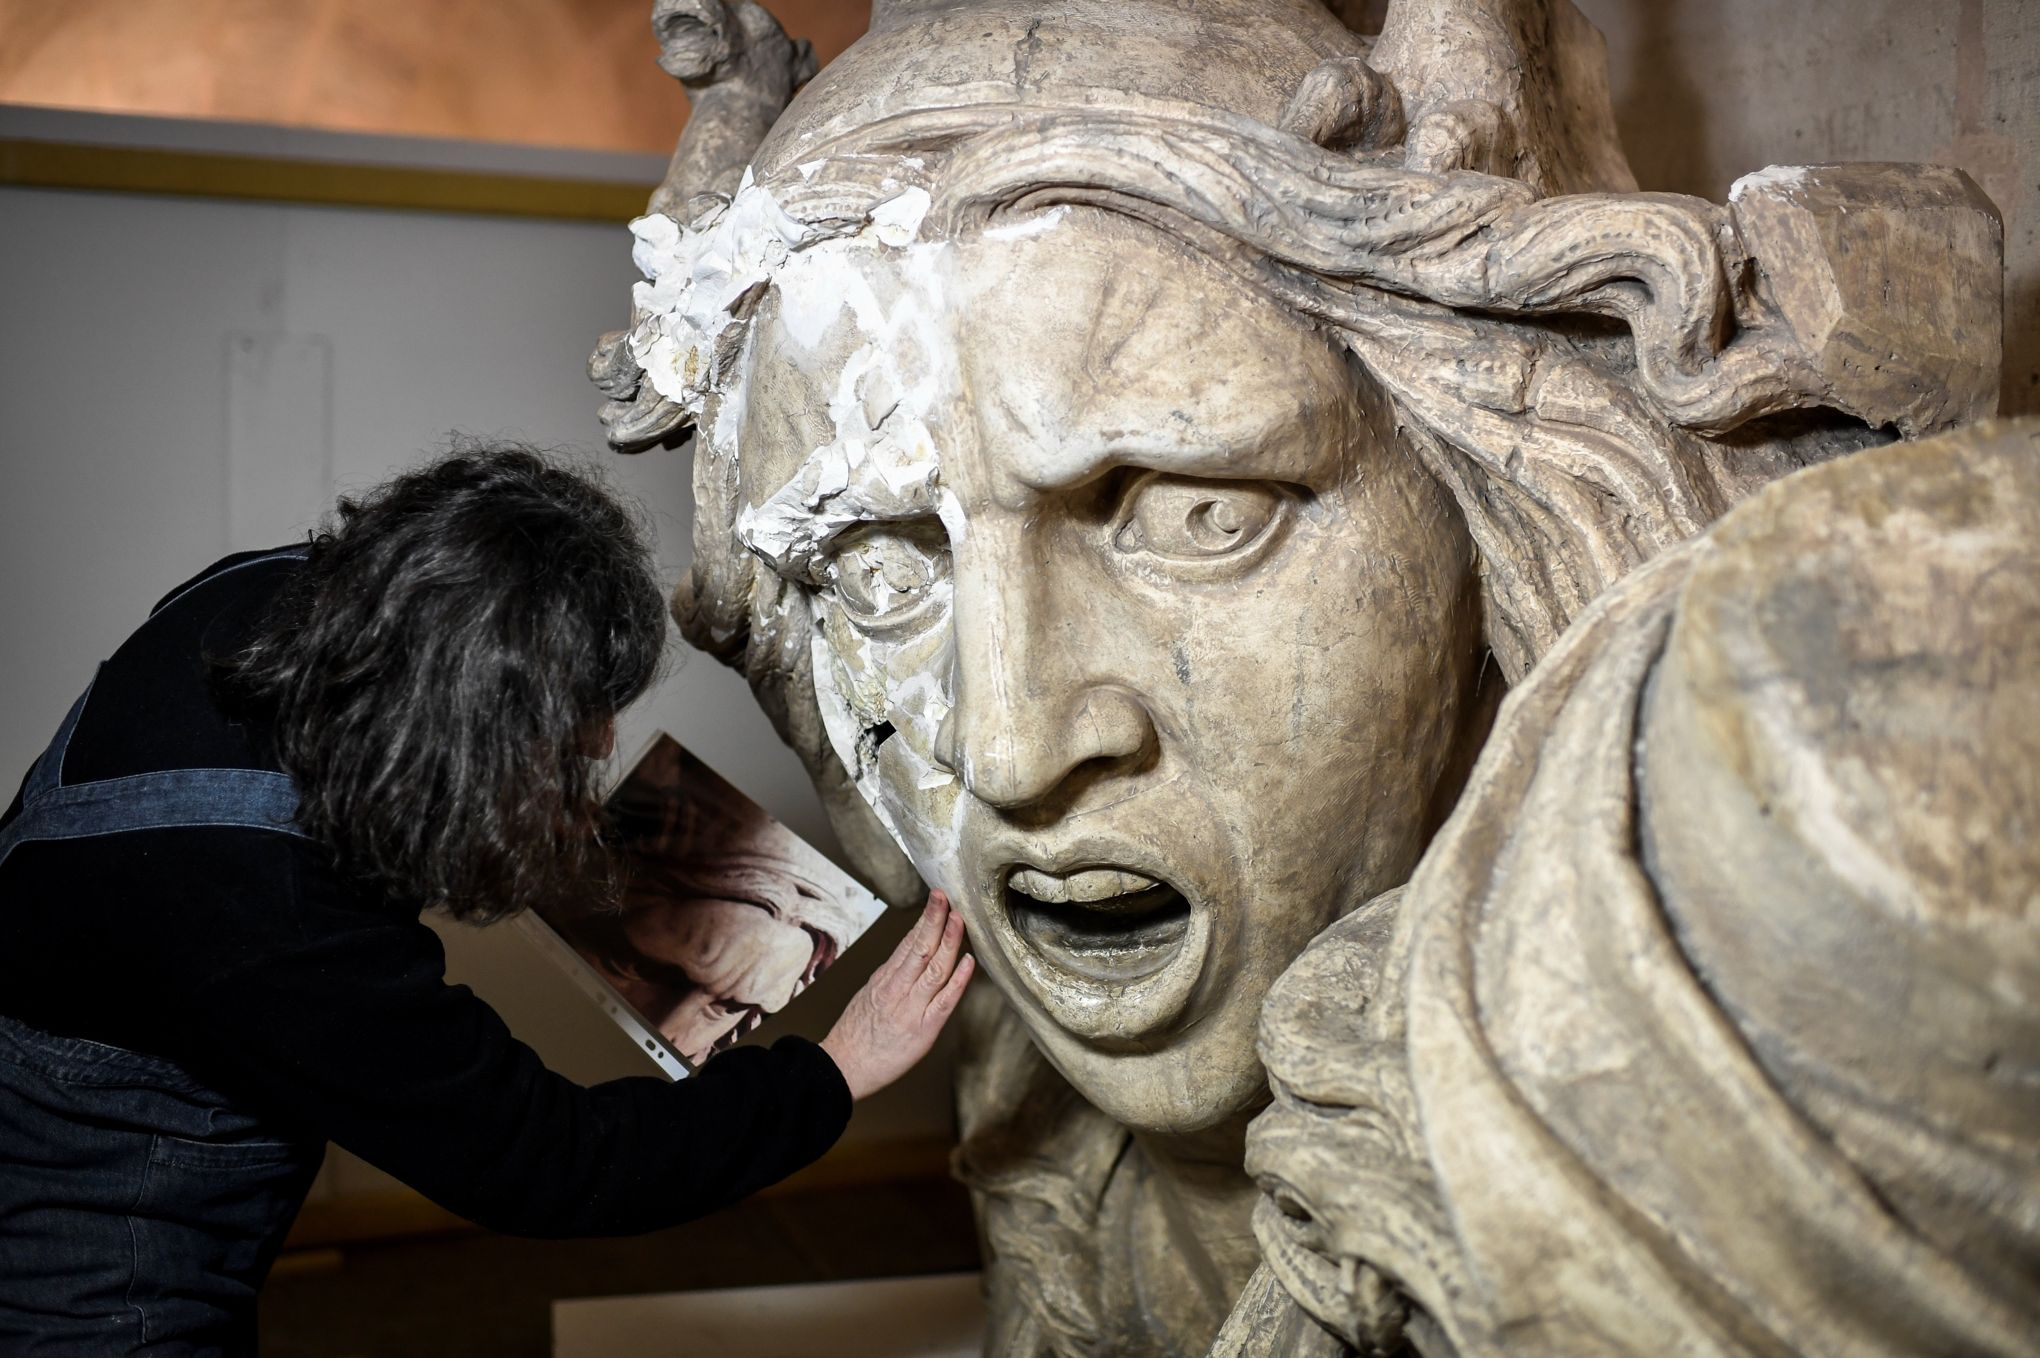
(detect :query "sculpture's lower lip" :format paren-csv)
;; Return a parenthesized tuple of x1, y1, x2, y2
(994, 863, 1211, 1043)
(1005, 880, 1192, 983)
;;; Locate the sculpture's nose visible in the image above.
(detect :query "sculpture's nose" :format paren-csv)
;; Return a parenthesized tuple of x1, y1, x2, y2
(933, 686, 1151, 810)
(931, 536, 1153, 811)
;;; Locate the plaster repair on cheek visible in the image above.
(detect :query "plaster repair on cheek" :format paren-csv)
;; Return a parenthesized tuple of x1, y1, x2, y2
(625, 167, 967, 866)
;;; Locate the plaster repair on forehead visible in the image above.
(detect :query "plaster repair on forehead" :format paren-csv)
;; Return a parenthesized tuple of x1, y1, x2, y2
(626, 161, 1021, 866)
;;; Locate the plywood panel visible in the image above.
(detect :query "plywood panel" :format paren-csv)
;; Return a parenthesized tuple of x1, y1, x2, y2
(0, 0, 871, 155)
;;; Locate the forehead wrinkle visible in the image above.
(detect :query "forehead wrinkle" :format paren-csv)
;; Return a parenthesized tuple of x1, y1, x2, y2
(1006, 254, 1351, 490)
(963, 385, 1061, 507)
(1001, 369, 1349, 495)
(1069, 267, 1165, 409)
(954, 236, 1163, 475)
(1057, 271, 1191, 457)
(961, 333, 1345, 500)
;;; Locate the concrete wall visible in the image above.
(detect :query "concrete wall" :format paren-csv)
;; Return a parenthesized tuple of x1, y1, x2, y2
(0, 130, 952, 1204)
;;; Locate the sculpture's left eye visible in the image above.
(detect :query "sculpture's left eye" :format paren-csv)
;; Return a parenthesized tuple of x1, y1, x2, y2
(827, 520, 950, 631)
(1114, 475, 1289, 563)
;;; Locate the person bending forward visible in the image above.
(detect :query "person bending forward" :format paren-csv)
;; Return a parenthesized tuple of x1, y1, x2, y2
(0, 447, 972, 1355)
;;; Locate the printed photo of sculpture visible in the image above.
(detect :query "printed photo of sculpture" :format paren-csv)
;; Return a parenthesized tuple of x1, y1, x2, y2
(544, 734, 885, 1066)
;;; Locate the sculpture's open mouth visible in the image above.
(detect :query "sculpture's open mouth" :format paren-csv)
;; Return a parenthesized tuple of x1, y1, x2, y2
(1004, 866, 1193, 983)
(988, 854, 1213, 1044)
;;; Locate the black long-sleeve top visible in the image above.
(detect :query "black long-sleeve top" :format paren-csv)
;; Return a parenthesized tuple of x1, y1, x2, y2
(0, 549, 852, 1237)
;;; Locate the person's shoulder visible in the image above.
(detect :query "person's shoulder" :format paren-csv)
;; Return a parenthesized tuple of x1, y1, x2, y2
(147, 544, 307, 619)
(63, 545, 307, 783)
(140, 825, 438, 975)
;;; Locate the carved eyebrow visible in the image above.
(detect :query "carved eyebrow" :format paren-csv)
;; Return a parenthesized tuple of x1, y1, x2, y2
(738, 438, 945, 580)
(1022, 398, 1343, 491)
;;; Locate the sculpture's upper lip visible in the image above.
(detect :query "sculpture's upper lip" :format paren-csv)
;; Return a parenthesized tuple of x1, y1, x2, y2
(1007, 863, 1163, 906)
(985, 842, 1213, 1044)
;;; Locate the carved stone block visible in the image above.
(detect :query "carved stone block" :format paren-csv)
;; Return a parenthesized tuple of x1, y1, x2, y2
(1731, 162, 2003, 436)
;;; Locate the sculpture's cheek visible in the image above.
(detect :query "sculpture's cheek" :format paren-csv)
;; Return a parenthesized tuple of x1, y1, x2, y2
(806, 590, 977, 893)
(1250, 1188, 1412, 1354)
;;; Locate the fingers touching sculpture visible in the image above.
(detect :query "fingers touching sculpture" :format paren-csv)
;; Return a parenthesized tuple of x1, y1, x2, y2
(591, 2, 2028, 1354)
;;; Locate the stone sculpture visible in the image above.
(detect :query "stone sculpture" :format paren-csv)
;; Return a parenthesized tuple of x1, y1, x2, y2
(1247, 419, 2040, 1358)
(589, 1, 2033, 1353)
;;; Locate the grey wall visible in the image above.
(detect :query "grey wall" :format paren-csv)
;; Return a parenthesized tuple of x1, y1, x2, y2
(0, 174, 951, 1200)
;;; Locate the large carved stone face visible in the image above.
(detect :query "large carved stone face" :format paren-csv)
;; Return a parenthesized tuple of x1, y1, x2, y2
(735, 209, 1481, 1133)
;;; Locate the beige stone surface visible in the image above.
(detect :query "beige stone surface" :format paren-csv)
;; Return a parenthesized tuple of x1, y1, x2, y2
(589, 2, 2025, 1352)
(1253, 421, 2040, 1356)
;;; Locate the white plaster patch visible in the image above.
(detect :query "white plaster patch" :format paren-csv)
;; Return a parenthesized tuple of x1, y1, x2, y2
(983, 204, 1071, 241)
(624, 173, 939, 420)
(869, 185, 933, 247)
(735, 215, 953, 581)
(628, 159, 964, 855)
(1729, 164, 1812, 202)
(806, 576, 962, 860)
(626, 171, 827, 417)
(810, 629, 896, 826)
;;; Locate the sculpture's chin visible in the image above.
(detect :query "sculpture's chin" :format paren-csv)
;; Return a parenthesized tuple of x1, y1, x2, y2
(1253, 1196, 1413, 1354)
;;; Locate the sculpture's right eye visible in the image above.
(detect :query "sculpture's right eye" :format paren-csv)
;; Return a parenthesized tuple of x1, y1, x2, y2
(826, 520, 950, 632)
(1112, 473, 1294, 569)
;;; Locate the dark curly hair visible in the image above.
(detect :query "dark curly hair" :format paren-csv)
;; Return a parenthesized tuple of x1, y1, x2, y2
(213, 445, 669, 922)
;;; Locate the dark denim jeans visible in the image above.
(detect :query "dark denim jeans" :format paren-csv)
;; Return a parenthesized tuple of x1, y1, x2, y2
(0, 1014, 323, 1355)
(1, 548, 324, 1352)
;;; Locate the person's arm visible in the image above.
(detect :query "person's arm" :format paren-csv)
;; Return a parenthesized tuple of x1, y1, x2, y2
(182, 858, 968, 1238)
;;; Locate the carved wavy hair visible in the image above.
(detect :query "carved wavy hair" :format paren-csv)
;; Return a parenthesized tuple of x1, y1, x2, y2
(592, 12, 1982, 1349)
(213, 445, 669, 922)
(662, 95, 1878, 721)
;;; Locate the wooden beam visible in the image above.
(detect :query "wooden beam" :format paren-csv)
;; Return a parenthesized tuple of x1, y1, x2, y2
(0, 137, 653, 222)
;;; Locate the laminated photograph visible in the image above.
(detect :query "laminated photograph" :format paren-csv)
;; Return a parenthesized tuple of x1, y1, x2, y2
(514, 733, 886, 1079)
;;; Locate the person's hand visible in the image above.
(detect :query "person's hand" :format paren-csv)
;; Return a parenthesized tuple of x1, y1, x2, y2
(820, 891, 974, 1101)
